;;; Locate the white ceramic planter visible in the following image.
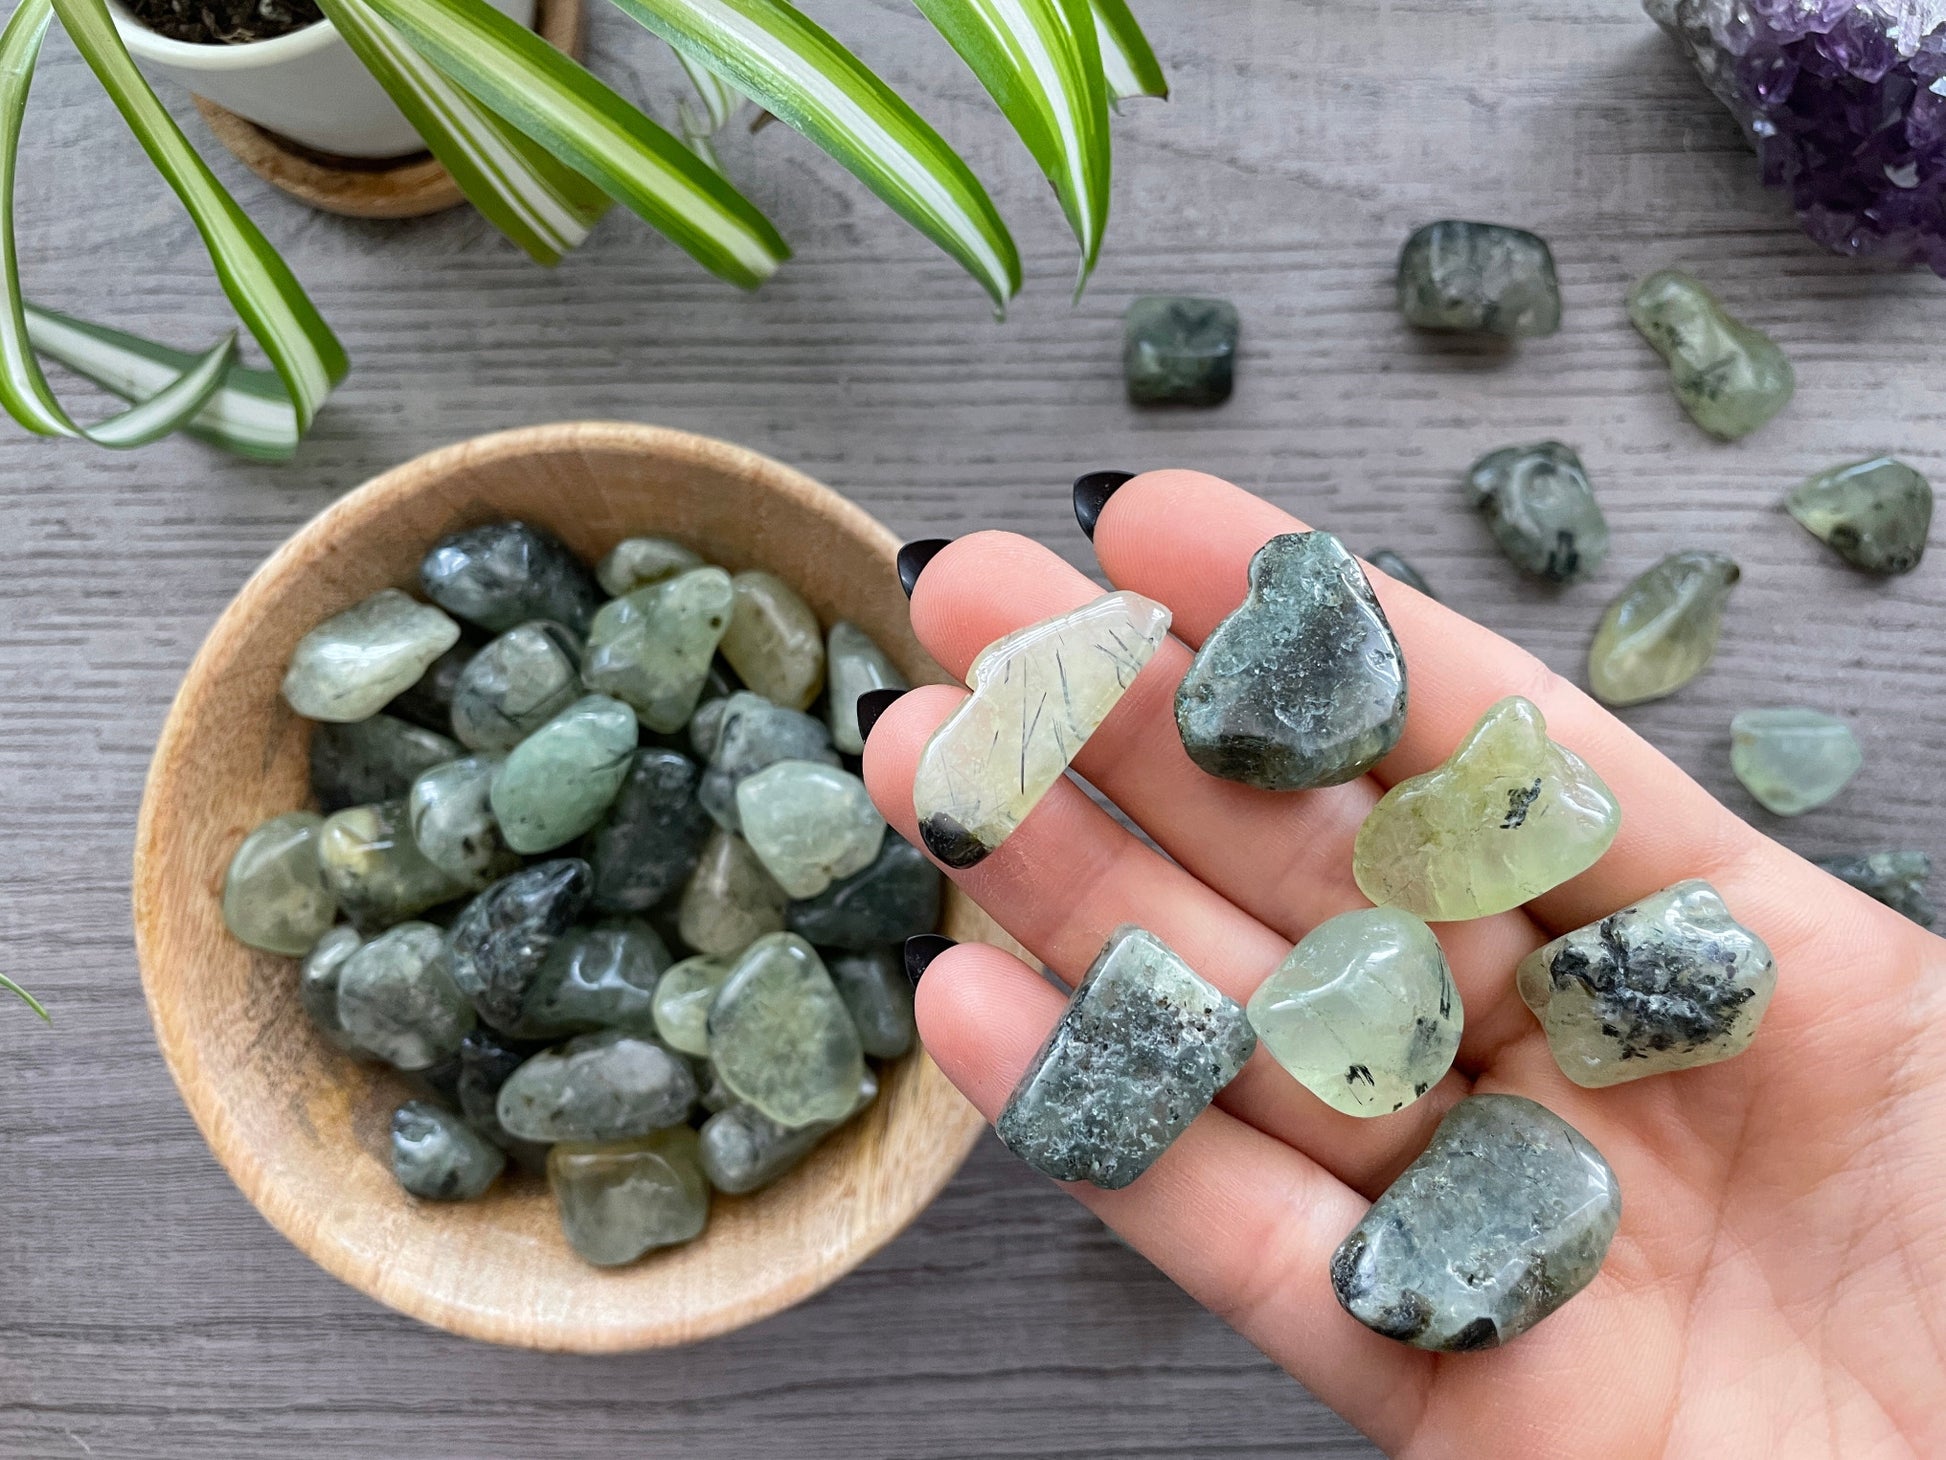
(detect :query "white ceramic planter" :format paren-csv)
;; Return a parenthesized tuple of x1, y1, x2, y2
(111, 0, 536, 160)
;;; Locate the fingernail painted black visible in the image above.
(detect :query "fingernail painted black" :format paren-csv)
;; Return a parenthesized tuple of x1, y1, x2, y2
(897, 538, 952, 598)
(1072, 470, 1136, 540)
(855, 688, 907, 745)
(904, 934, 955, 988)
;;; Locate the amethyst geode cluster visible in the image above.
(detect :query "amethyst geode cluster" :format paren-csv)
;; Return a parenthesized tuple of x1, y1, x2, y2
(1649, 0, 1946, 272)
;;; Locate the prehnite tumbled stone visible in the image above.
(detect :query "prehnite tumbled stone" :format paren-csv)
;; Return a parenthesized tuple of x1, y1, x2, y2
(786, 832, 942, 950)
(517, 919, 669, 1037)
(281, 589, 462, 723)
(582, 567, 735, 733)
(1367, 549, 1436, 600)
(1518, 879, 1776, 1088)
(446, 859, 591, 1031)
(408, 756, 520, 889)
(589, 748, 711, 914)
(497, 1028, 697, 1142)
(596, 535, 704, 597)
(690, 697, 729, 761)
(720, 571, 825, 711)
(1466, 442, 1610, 584)
(915, 592, 1171, 869)
(488, 695, 637, 854)
(736, 761, 885, 899)
(448, 620, 582, 753)
(1730, 708, 1861, 816)
(651, 953, 734, 1056)
(1816, 851, 1936, 928)
(1627, 270, 1794, 440)
(1331, 1094, 1620, 1351)
(420, 521, 602, 636)
(385, 639, 473, 735)
(699, 692, 839, 831)
(550, 1126, 710, 1267)
(825, 620, 908, 754)
(391, 1099, 505, 1201)
(828, 947, 916, 1059)
(317, 801, 468, 933)
(678, 828, 789, 956)
(1247, 908, 1459, 1117)
(997, 926, 1255, 1190)
(222, 811, 336, 956)
(1123, 295, 1240, 407)
(299, 924, 362, 1049)
(699, 1071, 876, 1195)
(708, 932, 866, 1128)
(1353, 696, 1621, 921)
(310, 713, 459, 814)
(1175, 532, 1406, 791)
(1588, 550, 1740, 707)
(453, 1026, 532, 1145)
(334, 921, 474, 1070)
(1396, 221, 1561, 338)
(1785, 456, 1932, 575)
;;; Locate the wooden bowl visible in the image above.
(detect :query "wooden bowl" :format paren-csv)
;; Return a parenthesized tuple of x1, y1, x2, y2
(133, 422, 1000, 1351)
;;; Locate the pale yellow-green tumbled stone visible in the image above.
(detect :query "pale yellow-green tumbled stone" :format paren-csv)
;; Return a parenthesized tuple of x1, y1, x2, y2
(720, 570, 825, 711)
(1588, 551, 1740, 707)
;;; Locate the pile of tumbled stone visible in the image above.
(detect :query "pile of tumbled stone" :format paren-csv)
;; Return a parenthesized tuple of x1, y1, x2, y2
(220, 522, 939, 1268)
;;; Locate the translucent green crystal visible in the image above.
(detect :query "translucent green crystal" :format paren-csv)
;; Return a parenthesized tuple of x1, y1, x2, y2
(1396, 221, 1561, 338)
(1730, 708, 1861, 816)
(736, 760, 885, 899)
(222, 810, 336, 956)
(825, 620, 908, 754)
(652, 954, 734, 1056)
(408, 756, 520, 888)
(497, 1028, 697, 1142)
(720, 570, 825, 711)
(548, 1127, 710, 1267)
(488, 695, 637, 854)
(828, 947, 916, 1059)
(698, 692, 837, 832)
(1466, 442, 1609, 584)
(317, 801, 468, 933)
(298, 924, 362, 1048)
(1588, 550, 1739, 707)
(1123, 295, 1239, 406)
(596, 535, 704, 597)
(1627, 269, 1793, 440)
(448, 621, 582, 753)
(677, 828, 789, 957)
(391, 1099, 505, 1201)
(581, 567, 735, 733)
(334, 921, 474, 1070)
(309, 713, 458, 813)
(707, 932, 866, 1128)
(281, 588, 461, 723)
(1785, 456, 1932, 575)
(517, 920, 669, 1036)
(419, 520, 601, 636)
(698, 1070, 876, 1195)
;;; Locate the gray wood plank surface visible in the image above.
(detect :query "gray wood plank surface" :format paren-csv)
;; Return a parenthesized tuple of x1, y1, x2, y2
(2, 1, 1941, 1455)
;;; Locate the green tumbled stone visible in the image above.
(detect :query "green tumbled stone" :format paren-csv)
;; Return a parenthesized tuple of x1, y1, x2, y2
(699, 692, 838, 831)
(1519, 879, 1776, 1088)
(699, 1070, 876, 1195)
(452, 1026, 533, 1145)
(310, 714, 459, 814)
(384, 640, 474, 735)
(1785, 456, 1932, 575)
(222, 810, 336, 956)
(708, 932, 866, 1128)
(449, 621, 582, 752)
(690, 697, 729, 760)
(408, 756, 520, 888)
(281, 588, 461, 723)
(582, 567, 735, 732)
(420, 520, 602, 636)
(446, 859, 591, 1031)
(1367, 549, 1436, 599)
(720, 571, 825, 711)
(391, 1099, 505, 1201)
(1353, 696, 1621, 921)
(1331, 1094, 1620, 1351)
(335, 921, 474, 1070)
(317, 801, 468, 933)
(825, 621, 907, 754)
(736, 760, 885, 899)
(589, 749, 711, 915)
(489, 694, 637, 854)
(1816, 851, 1935, 928)
(997, 926, 1255, 1190)
(1123, 295, 1239, 407)
(1731, 708, 1861, 816)
(828, 947, 916, 1059)
(1466, 442, 1609, 584)
(1176, 532, 1406, 791)
(518, 919, 669, 1037)
(786, 833, 941, 950)
(497, 1028, 697, 1143)
(1588, 550, 1740, 707)
(1396, 221, 1561, 339)
(651, 954, 733, 1056)
(677, 828, 789, 957)
(597, 535, 705, 597)
(299, 924, 362, 1049)
(549, 1127, 710, 1267)
(1627, 269, 1794, 440)
(1247, 908, 1459, 1117)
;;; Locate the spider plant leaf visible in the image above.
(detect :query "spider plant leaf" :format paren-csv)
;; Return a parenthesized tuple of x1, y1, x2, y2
(367, 0, 787, 288)
(0, 970, 48, 1021)
(1090, 0, 1166, 101)
(607, 0, 1021, 309)
(317, 0, 608, 266)
(676, 47, 740, 132)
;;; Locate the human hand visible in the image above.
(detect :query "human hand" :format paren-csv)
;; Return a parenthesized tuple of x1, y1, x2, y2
(861, 469, 1946, 1459)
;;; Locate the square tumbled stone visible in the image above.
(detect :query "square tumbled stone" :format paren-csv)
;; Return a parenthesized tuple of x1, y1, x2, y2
(1123, 296, 1239, 407)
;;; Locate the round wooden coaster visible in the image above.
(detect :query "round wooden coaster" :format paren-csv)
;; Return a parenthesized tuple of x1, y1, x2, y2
(192, 0, 586, 220)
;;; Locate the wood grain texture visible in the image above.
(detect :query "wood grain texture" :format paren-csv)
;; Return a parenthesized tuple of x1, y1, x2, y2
(3, 0, 1942, 1454)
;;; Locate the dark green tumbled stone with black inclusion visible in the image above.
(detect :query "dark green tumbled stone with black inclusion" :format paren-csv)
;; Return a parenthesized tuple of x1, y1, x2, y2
(1123, 296, 1238, 406)
(1466, 442, 1609, 584)
(1397, 221, 1561, 338)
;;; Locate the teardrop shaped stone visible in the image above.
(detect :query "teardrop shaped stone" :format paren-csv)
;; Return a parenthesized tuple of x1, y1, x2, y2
(1785, 456, 1932, 575)
(497, 1029, 697, 1142)
(408, 756, 521, 888)
(1730, 707, 1861, 816)
(720, 570, 825, 710)
(549, 1127, 710, 1267)
(1816, 851, 1935, 928)
(651, 954, 733, 1056)
(384, 640, 474, 734)
(597, 535, 704, 597)
(1588, 550, 1739, 707)
(677, 828, 789, 957)
(828, 947, 916, 1059)
(786, 832, 942, 950)
(1466, 442, 1610, 584)
(391, 1099, 505, 1201)
(699, 1070, 877, 1195)
(916, 592, 1171, 868)
(825, 621, 908, 754)
(737, 761, 885, 898)
(222, 810, 336, 955)
(420, 520, 602, 635)
(1367, 549, 1435, 599)
(699, 692, 838, 831)
(446, 859, 591, 1031)
(282, 590, 462, 725)
(1175, 533, 1406, 791)
(1396, 220, 1561, 338)
(589, 748, 711, 914)
(317, 801, 469, 933)
(1627, 270, 1793, 440)
(299, 924, 363, 1050)
(708, 933, 865, 1128)
(335, 921, 474, 1069)
(489, 695, 637, 854)
(582, 568, 735, 733)
(310, 714, 459, 813)
(1352, 696, 1621, 921)
(449, 621, 582, 752)
(517, 919, 669, 1036)
(1247, 907, 1460, 1116)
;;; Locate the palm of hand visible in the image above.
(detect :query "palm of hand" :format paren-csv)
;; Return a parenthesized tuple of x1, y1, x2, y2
(860, 471, 1946, 1459)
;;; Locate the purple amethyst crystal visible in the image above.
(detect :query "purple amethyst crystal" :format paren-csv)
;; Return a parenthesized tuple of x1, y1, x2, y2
(1649, 0, 1946, 272)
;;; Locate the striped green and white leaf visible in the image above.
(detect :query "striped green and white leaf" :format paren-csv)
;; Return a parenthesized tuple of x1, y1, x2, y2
(1, 970, 47, 1021)
(609, 0, 1021, 309)
(1090, 0, 1166, 101)
(677, 46, 741, 132)
(318, 0, 609, 266)
(369, 0, 788, 287)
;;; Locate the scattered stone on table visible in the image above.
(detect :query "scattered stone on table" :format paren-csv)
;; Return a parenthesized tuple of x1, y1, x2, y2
(489, 694, 637, 854)
(1248, 907, 1460, 1117)
(1588, 550, 1740, 707)
(1466, 441, 1610, 584)
(786, 832, 942, 950)
(736, 760, 885, 899)
(582, 567, 735, 732)
(651, 954, 733, 1056)
(996, 926, 1255, 1190)
(699, 1070, 876, 1195)
(1730, 708, 1862, 816)
(678, 828, 790, 956)
(690, 697, 729, 760)
(589, 748, 711, 914)
(310, 713, 459, 813)
(497, 1028, 698, 1142)
(317, 800, 468, 933)
(448, 621, 582, 752)
(1367, 549, 1436, 599)
(1353, 696, 1621, 921)
(549, 1127, 710, 1267)
(334, 921, 474, 1070)
(698, 692, 838, 831)
(391, 1099, 505, 1201)
(1785, 456, 1932, 575)
(407, 756, 521, 888)
(1518, 879, 1776, 1088)
(222, 810, 336, 956)
(1627, 269, 1794, 439)
(708, 932, 866, 1128)
(1176, 532, 1407, 791)
(517, 919, 669, 1036)
(825, 620, 908, 754)
(1396, 221, 1561, 339)
(453, 1026, 536, 1142)
(1123, 295, 1240, 407)
(299, 924, 362, 1049)
(420, 520, 602, 635)
(1815, 851, 1936, 928)
(1331, 1093, 1620, 1351)
(720, 570, 825, 710)
(384, 640, 474, 735)
(915, 591, 1171, 868)
(446, 858, 591, 1031)
(828, 947, 916, 1059)
(597, 535, 705, 597)
(281, 589, 461, 723)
